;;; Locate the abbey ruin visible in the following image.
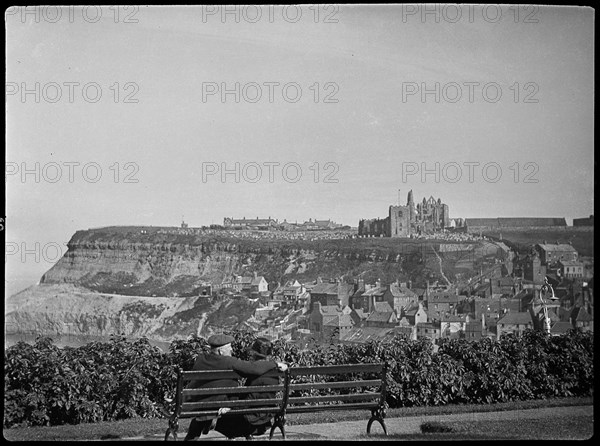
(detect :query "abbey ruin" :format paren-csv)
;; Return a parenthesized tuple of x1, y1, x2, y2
(358, 190, 450, 237)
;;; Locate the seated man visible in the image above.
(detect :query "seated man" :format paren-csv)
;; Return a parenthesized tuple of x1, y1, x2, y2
(184, 334, 287, 441)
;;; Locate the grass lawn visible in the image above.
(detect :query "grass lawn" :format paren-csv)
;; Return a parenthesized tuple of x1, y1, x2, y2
(357, 415, 594, 441)
(3, 397, 593, 441)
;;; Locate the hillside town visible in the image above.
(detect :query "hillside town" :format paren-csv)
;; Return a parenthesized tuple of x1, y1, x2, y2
(86, 189, 594, 349)
(159, 190, 592, 348)
(7, 189, 592, 352)
(192, 239, 594, 345)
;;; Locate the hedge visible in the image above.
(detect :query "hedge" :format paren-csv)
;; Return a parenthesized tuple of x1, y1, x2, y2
(4, 329, 593, 428)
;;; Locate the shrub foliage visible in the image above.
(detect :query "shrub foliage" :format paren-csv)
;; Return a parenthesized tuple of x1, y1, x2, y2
(4, 329, 594, 428)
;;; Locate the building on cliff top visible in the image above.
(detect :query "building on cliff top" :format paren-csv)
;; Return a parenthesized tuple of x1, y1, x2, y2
(535, 243, 579, 265)
(464, 217, 567, 233)
(358, 190, 449, 237)
(224, 217, 278, 230)
(573, 215, 594, 226)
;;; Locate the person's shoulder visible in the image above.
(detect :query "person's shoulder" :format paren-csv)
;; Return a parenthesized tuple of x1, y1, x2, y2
(194, 352, 232, 368)
(191, 352, 210, 366)
(225, 355, 249, 365)
(230, 356, 276, 371)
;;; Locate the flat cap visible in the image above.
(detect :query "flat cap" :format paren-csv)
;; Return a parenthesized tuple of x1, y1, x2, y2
(208, 334, 234, 348)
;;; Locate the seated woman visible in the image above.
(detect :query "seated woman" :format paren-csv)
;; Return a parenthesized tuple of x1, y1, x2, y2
(244, 338, 280, 434)
(214, 337, 280, 439)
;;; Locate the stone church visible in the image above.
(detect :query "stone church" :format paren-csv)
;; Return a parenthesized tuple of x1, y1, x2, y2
(359, 190, 449, 237)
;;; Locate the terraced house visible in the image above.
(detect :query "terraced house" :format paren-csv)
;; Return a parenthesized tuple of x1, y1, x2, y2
(535, 243, 579, 265)
(558, 260, 585, 279)
(497, 312, 534, 337)
(426, 290, 463, 320)
(363, 302, 398, 328)
(309, 280, 354, 309)
(308, 302, 353, 341)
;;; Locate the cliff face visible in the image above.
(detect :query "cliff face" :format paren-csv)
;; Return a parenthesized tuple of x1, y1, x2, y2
(7, 226, 484, 345)
(5, 283, 262, 344)
(39, 227, 438, 296)
(5, 284, 202, 340)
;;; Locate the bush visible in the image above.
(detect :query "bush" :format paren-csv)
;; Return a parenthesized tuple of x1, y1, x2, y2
(4, 329, 594, 428)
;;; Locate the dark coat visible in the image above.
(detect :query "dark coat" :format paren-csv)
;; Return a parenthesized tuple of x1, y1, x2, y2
(185, 354, 279, 439)
(186, 353, 277, 420)
(244, 373, 280, 426)
(188, 353, 277, 392)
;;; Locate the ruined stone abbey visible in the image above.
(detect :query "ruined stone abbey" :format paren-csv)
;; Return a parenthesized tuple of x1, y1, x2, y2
(358, 190, 449, 237)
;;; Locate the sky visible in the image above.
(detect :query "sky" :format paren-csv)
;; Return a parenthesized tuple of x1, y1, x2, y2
(5, 5, 595, 296)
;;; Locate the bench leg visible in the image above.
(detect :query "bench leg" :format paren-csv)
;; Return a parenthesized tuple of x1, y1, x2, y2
(269, 414, 286, 440)
(165, 417, 179, 441)
(367, 408, 387, 435)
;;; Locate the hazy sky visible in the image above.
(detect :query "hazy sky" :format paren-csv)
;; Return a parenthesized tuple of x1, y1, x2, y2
(5, 5, 594, 294)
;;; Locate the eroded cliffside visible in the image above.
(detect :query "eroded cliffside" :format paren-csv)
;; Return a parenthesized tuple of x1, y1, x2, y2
(5, 283, 264, 343)
(39, 227, 439, 296)
(7, 226, 483, 344)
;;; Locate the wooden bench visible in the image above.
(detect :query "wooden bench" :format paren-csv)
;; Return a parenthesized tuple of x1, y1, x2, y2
(164, 362, 388, 440)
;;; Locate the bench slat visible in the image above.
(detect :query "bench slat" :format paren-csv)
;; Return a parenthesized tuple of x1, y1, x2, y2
(289, 363, 383, 376)
(180, 370, 241, 381)
(285, 402, 378, 414)
(289, 379, 381, 391)
(182, 398, 282, 411)
(180, 406, 281, 418)
(288, 393, 379, 405)
(183, 384, 283, 397)
(181, 369, 282, 381)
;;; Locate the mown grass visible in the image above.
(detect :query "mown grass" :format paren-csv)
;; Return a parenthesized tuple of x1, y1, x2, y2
(357, 416, 594, 441)
(3, 397, 593, 441)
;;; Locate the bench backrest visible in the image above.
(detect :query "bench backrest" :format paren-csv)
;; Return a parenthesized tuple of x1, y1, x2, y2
(176, 369, 284, 419)
(285, 363, 386, 414)
(173, 363, 386, 419)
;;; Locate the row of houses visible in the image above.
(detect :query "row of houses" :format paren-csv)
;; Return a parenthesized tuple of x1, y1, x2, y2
(512, 243, 585, 281)
(304, 288, 593, 345)
(219, 273, 269, 294)
(209, 256, 592, 345)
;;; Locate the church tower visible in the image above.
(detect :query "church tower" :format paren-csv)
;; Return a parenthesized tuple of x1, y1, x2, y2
(407, 189, 416, 225)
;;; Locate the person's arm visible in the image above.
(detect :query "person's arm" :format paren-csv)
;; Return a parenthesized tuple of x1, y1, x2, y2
(226, 357, 282, 377)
